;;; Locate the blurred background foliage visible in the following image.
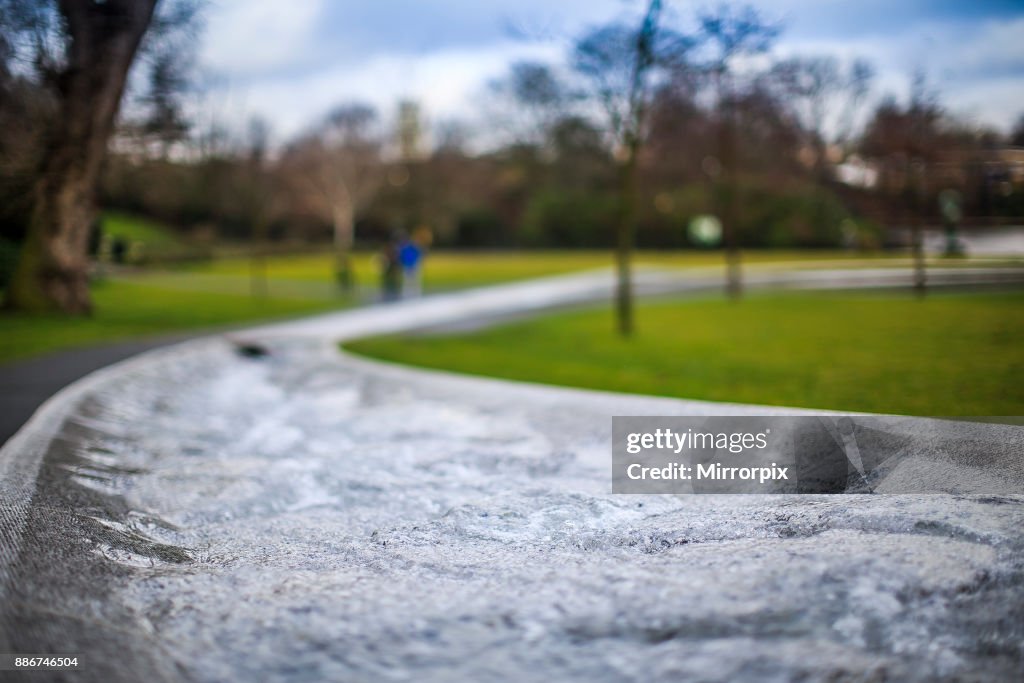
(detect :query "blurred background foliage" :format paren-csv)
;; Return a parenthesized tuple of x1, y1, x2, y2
(4, 0, 1023, 291)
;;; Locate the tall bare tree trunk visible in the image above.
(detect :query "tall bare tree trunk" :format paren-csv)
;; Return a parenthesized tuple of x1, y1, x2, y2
(250, 217, 269, 299)
(615, 143, 639, 337)
(610, 0, 662, 338)
(719, 87, 742, 299)
(5, 0, 158, 314)
(332, 204, 355, 291)
(911, 162, 927, 297)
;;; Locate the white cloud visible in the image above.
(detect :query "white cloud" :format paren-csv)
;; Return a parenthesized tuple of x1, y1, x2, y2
(945, 76, 1024, 131)
(193, 0, 1024, 143)
(941, 17, 1024, 79)
(201, 0, 326, 77)
(775, 16, 1024, 131)
(203, 41, 561, 144)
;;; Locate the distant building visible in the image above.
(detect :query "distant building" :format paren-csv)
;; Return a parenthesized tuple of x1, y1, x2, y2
(991, 147, 1024, 184)
(835, 155, 879, 189)
(853, 146, 1024, 196)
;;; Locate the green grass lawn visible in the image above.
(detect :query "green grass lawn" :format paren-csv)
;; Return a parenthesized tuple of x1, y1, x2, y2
(102, 212, 188, 249)
(0, 279, 353, 363)
(346, 290, 1024, 415)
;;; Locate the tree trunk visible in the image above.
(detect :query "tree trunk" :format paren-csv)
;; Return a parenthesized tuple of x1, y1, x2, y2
(250, 217, 269, 299)
(719, 93, 742, 299)
(615, 143, 639, 337)
(5, 0, 158, 314)
(911, 221, 926, 296)
(911, 163, 927, 297)
(332, 204, 356, 291)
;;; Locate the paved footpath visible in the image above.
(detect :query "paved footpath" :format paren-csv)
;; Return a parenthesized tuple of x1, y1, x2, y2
(1, 267, 1023, 683)
(0, 334, 200, 448)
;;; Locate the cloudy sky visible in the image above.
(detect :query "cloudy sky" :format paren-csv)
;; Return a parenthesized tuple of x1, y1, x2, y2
(195, 0, 1024, 144)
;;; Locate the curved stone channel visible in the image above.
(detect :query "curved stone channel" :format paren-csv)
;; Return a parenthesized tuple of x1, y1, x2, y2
(1, 268, 1023, 682)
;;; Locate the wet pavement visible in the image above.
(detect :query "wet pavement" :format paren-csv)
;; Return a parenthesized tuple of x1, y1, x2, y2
(1, 268, 1022, 682)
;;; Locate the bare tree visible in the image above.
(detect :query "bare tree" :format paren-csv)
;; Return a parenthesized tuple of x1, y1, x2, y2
(137, 50, 191, 157)
(861, 73, 945, 295)
(4, 0, 190, 313)
(836, 60, 875, 149)
(285, 104, 384, 290)
(770, 56, 874, 246)
(771, 56, 840, 180)
(697, 4, 779, 298)
(771, 56, 874, 174)
(239, 117, 273, 298)
(489, 61, 574, 148)
(1011, 113, 1024, 147)
(573, 0, 693, 336)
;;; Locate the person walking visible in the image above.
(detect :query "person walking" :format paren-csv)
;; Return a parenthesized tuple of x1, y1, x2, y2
(398, 232, 423, 297)
(380, 233, 402, 301)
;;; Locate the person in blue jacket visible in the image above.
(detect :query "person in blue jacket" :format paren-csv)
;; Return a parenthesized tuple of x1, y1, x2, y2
(398, 233, 424, 297)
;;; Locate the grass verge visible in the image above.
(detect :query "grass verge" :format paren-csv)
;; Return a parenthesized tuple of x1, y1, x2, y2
(0, 280, 351, 363)
(345, 289, 1024, 415)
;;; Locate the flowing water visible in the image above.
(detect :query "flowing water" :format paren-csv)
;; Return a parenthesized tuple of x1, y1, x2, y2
(3, 335, 1022, 682)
